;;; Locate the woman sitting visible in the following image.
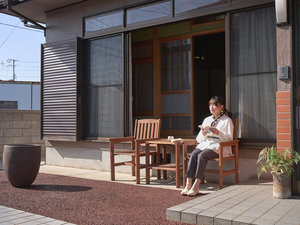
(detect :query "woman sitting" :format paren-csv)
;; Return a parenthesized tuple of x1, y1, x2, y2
(181, 96, 233, 196)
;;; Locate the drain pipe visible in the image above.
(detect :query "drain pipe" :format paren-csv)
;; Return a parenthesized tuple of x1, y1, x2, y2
(5, 0, 46, 36)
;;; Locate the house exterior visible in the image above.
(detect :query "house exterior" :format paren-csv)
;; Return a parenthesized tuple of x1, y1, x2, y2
(0, 81, 40, 110)
(1, 0, 299, 192)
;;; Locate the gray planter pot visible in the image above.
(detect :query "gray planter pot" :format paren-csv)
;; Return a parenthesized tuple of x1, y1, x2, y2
(272, 171, 291, 199)
(3, 144, 41, 188)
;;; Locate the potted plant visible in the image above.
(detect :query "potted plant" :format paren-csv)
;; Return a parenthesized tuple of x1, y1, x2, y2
(257, 146, 300, 199)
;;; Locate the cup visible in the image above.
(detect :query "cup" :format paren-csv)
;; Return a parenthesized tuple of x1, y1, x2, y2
(168, 136, 174, 141)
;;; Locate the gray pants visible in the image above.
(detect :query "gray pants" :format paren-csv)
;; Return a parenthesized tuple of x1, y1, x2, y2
(186, 148, 219, 179)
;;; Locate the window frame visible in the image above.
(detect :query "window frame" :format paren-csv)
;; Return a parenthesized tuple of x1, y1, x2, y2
(83, 0, 274, 38)
(159, 36, 194, 136)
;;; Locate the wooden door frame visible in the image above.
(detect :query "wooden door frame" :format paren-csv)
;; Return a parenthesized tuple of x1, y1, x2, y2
(157, 25, 226, 137)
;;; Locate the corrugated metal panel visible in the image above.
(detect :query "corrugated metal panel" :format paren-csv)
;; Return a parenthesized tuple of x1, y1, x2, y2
(41, 40, 79, 141)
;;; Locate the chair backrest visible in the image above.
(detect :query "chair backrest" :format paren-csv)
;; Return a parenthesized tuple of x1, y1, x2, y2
(134, 119, 161, 140)
(233, 118, 238, 140)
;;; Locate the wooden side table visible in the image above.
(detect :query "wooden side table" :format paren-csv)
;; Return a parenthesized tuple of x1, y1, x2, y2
(145, 138, 196, 188)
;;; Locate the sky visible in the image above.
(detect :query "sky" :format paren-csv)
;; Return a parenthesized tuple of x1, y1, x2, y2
(0, 13, 45, 82)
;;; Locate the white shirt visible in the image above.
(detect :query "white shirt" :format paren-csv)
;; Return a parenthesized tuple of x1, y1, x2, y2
(196, 114, 234, 157)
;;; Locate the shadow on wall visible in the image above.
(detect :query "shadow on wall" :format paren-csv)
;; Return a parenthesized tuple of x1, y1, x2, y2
(237, 112, 276, 140)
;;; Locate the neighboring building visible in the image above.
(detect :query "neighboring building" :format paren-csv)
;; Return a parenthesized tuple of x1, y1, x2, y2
(1, 0, 299, 192)
(0, 81, 40, 110)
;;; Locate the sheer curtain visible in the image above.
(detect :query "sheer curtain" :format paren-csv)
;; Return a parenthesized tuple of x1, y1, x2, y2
(230, 6, 277, 140)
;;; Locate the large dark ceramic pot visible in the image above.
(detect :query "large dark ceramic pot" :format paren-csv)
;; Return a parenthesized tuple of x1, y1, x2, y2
(3, 144, 41, 188)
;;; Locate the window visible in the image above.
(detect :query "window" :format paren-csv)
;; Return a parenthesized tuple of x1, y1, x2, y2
(175, 0, 228, 14)
(0, 101, 17, 109)
(160, 39, 192, 133)
(85, 11, 123, 33)
(230, 6, 277, 141)
(83, 35, 123, 138)
(127, 1, 171, 25)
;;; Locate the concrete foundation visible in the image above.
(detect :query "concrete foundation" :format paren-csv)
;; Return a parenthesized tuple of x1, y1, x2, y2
(45, 140, 271, 183)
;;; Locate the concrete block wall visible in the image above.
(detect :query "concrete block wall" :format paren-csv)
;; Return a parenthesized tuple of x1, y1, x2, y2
(0, 110, 45, 163)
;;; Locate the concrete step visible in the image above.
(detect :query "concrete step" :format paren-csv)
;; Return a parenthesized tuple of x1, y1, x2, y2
(167, 181, 300, 225)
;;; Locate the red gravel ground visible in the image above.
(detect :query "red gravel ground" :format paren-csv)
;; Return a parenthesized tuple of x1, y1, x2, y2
(0, 171, 201, 225)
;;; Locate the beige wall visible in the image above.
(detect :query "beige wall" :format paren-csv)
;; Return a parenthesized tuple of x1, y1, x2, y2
(0, 110, 45, 163)
(276, 25, 292, 91)
(46, 0, 141, 43)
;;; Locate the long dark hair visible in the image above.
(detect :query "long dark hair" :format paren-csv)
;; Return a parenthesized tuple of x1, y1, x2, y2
(209, 96, 229, 116)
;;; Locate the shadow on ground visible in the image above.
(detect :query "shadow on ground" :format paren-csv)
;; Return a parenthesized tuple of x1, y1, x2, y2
(27, 184, 92, 192)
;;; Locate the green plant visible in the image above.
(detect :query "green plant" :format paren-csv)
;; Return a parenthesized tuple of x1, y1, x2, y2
(257, 146, 300, 178)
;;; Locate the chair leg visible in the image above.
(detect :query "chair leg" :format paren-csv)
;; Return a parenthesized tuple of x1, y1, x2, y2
(235, 171, 239, 184)
(135, 144, 140, 184)
(219, 172, 224, 189)
(146, 143, 150, 184)
(156, 144, 161, 179)
(235, 144, 239, 184)
(132, 141, 136, 176)
(109, 142, 115, 181)
(111, 164, 115, 181)
(219, 164, 224, 189)
(162, 145, 167, 179)
(182, 144, 187, 187)
(132, 156, 135, 176)
(135, 159, 140, 184)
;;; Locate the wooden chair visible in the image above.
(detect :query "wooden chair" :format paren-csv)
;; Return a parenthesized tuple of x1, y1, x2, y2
(184, 118, 239, 189)
(109, 119, 161, 184)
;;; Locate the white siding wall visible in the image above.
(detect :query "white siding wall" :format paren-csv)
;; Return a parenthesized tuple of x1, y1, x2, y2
(0, 83, 40, 110)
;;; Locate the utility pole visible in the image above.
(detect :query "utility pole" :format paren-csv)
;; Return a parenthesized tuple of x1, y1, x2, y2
(7, 58, 17, 81)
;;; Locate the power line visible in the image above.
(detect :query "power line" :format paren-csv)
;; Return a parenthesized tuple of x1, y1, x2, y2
(0, 21, 20, 48)
(15, 70, 40, 72)
(18, 60, 39, 63)
(0, 22, 43, 33)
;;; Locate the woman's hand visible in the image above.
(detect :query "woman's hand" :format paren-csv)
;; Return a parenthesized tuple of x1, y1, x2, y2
(201, 128, 207, 135)
(209, 127, 219, 135)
